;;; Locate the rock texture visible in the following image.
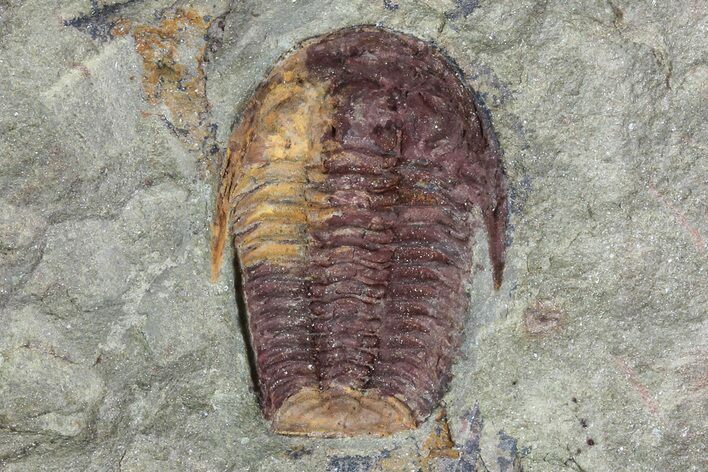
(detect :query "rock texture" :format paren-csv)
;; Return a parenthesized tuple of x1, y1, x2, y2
(0, 0, 705, 470)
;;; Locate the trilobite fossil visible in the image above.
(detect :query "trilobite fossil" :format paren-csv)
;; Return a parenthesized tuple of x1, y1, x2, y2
(211, 26, 508, 437)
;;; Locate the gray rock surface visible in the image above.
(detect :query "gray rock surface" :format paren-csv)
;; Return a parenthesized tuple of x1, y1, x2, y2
(0, 0, 705, 470)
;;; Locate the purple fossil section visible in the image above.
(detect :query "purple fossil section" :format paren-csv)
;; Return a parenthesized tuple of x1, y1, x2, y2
(301, 28, 507, 419)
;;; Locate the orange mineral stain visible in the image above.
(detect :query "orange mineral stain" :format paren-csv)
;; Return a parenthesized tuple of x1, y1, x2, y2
(129, 9, 213, 152)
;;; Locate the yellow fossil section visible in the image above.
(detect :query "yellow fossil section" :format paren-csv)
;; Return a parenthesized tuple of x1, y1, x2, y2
(210, 52, 332, 279)
(272, 387, 416, 438)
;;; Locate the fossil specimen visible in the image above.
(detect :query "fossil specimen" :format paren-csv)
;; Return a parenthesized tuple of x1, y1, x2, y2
(211, 26, 507, 437)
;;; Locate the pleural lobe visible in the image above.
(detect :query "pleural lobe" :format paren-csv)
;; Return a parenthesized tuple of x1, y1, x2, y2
(211, 26, 507, 437)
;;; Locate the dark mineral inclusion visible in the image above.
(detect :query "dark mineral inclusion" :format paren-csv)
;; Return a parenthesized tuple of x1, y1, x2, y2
(211, 26, 508, 437)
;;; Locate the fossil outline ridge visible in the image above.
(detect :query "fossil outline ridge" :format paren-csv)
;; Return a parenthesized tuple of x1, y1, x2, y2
(211, 25, 508, 437)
